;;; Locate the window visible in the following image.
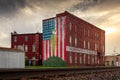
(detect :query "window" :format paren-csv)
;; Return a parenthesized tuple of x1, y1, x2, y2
(69, 56, 72, 64)
(95, 33, 99, 39)
(80, 56, 82, 64)
(75, 37, 77, 47)
(97, 45, 99, 51)
(69, 36, 72, 46)
(75, 53, 77, 64)
(32, 45, 36, 52)
(95, 43, 98, 50)
(14, 36, 17, 42)
(95, 56, 97, 64)
(84, 54, 86, 64)
(17, 45, 21, 50)
(17, 45, 24, 51)
(88, 55, 90, 64)
(96, 34, 99, 39)
(102, 45, 104, 52)
(32, 57, 36, 61)
(84, 40, 86, 48)
(92, 56, 94, 64)
(112, 61, 114, 66)
(88, 41, 90, 49)
(106, 61, 109, 66)
(25, 36, 28, 42)
(25, 45, 28, 52)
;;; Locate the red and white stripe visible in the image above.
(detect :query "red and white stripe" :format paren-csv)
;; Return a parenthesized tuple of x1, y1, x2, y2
(57, 16, 66, 60)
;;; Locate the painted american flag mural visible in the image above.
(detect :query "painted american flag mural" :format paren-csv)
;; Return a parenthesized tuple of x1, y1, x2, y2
(42, 16, 66, 61)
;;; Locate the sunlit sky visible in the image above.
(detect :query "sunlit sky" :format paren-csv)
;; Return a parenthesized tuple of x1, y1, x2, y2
(0, 0, 120, 55)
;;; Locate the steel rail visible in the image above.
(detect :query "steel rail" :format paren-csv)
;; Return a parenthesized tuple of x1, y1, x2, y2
(0, 66, 120, 80)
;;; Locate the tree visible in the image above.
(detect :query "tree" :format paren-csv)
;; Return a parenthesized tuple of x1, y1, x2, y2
(43, 56, 66, 67)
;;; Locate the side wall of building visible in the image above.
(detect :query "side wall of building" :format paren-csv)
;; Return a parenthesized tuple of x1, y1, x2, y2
(60, 12, 105, 66)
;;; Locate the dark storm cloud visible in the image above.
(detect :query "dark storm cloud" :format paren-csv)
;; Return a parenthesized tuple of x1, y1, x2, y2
(70, 0, 101, 11)
(0, 0, 26, 15)
(0, 0, 70, 15)
(70, 0, 120, 12)
(24, 0, 73, 14)
(27, 0, 67, 7)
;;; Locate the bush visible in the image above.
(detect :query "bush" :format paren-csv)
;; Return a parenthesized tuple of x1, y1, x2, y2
(43, 56, 66, 67)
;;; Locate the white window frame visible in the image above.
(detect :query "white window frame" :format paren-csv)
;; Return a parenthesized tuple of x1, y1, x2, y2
(84, 54, 86, 64)
(84, 40, 86, 48)
(75, 53, 77, 64)
(95, 43, 97, 50)
(69, 36, 72, 46)
(102, 45, 104, 52)
(32, 45, 36, 52)
(88, 55, 90, 64)
(80, 56, 82, 64)
(25, 45, 28, 52)
(14, 36, 17, 42)
(69, 55, 72, 64)
(75, 37, 77, 47)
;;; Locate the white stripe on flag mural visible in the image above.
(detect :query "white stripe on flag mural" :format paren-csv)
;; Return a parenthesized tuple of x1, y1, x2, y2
(58, 17, 61, 57)
(44, 41, 46, 60)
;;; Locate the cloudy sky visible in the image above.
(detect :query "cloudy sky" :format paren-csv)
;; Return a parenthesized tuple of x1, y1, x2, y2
(0, 0, 120, 55)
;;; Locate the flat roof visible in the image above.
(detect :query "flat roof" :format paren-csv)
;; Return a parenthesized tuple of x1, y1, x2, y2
(11, 32, 42, 36)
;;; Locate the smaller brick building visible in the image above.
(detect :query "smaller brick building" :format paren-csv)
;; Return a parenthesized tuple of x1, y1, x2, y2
(105, 55, 120, 66)
(11, 31, 42, 66)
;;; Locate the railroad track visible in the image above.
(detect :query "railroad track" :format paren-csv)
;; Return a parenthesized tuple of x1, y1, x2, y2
(0, 66, 120, 80)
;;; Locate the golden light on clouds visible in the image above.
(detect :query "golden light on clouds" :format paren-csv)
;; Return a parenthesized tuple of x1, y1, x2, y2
(21, 7, 34, 15)
(104, 27, 117, 35)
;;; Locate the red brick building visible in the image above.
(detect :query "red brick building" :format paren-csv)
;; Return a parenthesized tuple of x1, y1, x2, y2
(11, 31, 42, 65)
(42, 11, 105, 66)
